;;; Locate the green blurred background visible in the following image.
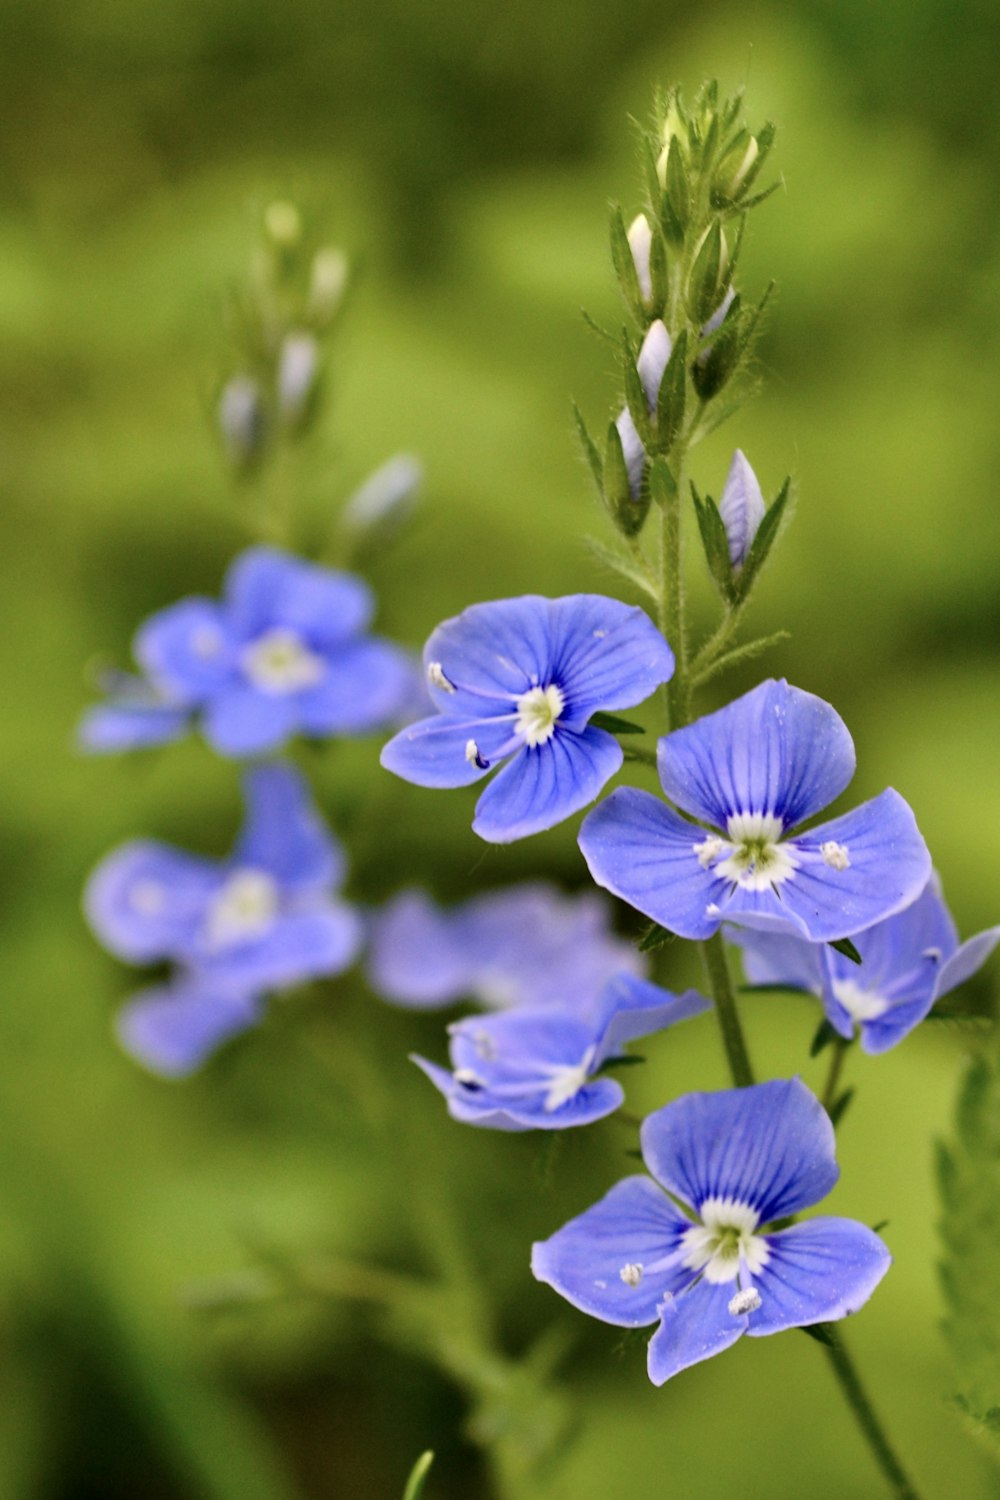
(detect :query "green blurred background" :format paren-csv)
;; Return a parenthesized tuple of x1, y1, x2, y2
(3, 0, 1000, 1495)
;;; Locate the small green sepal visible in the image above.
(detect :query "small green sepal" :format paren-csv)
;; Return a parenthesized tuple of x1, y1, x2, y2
(590, 712, 646, 735)
(638, 921, 674, 953)
(733, 477, 791, 602)
(603, 420, 650, 538)
(691, 481, 736, 602)
(829, 935, 862, 966)
(664, 136, 690, 233)
(688, 221, 728, 326)
(809, 1018, 840, 1058)
(827, 1087, 856, 1129)
(649, 455, 677, 508)
(655, 328, 687, 453)
(573, 403, 603, 493)
(610, 206, 645, 321)
(800, 1322, 836, 1348)
(622, 332, 655, 449)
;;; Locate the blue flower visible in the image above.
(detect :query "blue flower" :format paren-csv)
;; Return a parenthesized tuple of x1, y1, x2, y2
(579, 678, 930, 942)
(367, 882, 646, 1011)
(380, 594, 675, 842)
(731, 877, 1000, 1054)
(80, 547, 416, 757)
(532, 1078, 890, 1383)
(85, 764, 362, 996)
(115, 977, 265, 1079)
(413, 975, 709, 1131)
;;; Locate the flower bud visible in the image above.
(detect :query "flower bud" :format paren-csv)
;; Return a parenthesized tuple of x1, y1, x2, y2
(218, 375, 266, 469)
(263, 200, 303, 251)
(636, 319, 672, 409)
(627, 214, 653, 309)
(688, 222, 730, 326)
(714, 131, 759, 204)
(276, 331, 320, 427)
(718, 449, 765, 568)
(308, 247, 349, 326)
(342, 454, 423, 546)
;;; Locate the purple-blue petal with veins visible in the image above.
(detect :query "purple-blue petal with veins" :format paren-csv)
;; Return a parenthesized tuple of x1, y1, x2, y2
(296, 638, 417, 736)
(472, 726, 622, 843)
(647, 1281, 746, 1384)
(422, 596, 551, 716)
(84, 842, 220, 964)
(134, 598, 236, 703)
(656, 679, 856, 832)
(532, 1176, 693, 1327)
(235, 764, 346, 891)
(224, 547, 374, 644)
(718, 449, 765, 568)
(640, 1079, 839, 1224)
(590, 975, 710, 1060)
(202, 686, 299, 757)
(730, 925, 827, 997)
(747, 1219, 891, 1336)
(578, 788, 727, 940)
(381, 714, 517, 789)
(116, 980, 263, 1078)
(546, 595, 673, 727)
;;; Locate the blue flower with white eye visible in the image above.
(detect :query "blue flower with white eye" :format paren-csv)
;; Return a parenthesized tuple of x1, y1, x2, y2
(380, 594, 675, 842)
(532, 1078, 890, 1383)
(578, 678, 931, 942)
(114, 977, 266, 1079)
(366, 882, 646, 1012)
(79, 547, 416, 757)
(413, 975, 709, 1131)
(85, 764, 362, 996)
(731, 877, 1000, 1054)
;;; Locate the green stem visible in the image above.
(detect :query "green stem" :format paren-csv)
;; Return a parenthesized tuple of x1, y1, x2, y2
(659, 459, 688, 731)
(699, 930, 755, 1086)
(822, 1330, 924, 1500)
(821, 1037, 849, 1113)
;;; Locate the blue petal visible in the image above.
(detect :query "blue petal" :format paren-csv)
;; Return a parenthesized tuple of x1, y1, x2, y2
(203, 684, 299, 756)
(546, 596, 674, 725)
(225, 547, 374, 645)
(366, 891, 474, 1008)
(116, 980, 263, 1077)
(77, 700, 188, 752)
(647, 1281, 746, 1384)
(531, 1176, 692, 1327)
(422, 596, 552, 716)
(936, 926, 1000, 1000)
(748, 1219, 891, 1336)
(380, 713, 515, 788)
(640, 1079, 839, 1223)
(718, 449, 765, 568)
(592, 975, 711, 1058)
(656, 680, 856, 831)
(730, 926, 827, 996)
(578, 788, 725, 939)
(134, 598, 236, 703)
(779, 788, 932, 941)
(472, 727, 623, 843)
(235, 764, 346, 891)
(197, 906, 362, 991)
(84, 842, 219, 963)
(296, 639, 418, 736)
(615, 408, 645, 499)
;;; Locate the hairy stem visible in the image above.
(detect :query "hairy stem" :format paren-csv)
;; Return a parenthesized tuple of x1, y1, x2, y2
(699, 930, 756, 1087)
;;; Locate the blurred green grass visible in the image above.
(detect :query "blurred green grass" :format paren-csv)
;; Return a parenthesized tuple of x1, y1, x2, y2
(2, 1, 1000, 1496)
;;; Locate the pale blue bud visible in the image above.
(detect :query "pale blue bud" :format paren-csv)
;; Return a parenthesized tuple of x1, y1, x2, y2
(342, 454, 423, 539)
(277, 330, 320, 425)
(218, 375, 266, 467)
(636, 319, 672, 407)
(627, 213, 653, 308)
(718, 449, 765, 568)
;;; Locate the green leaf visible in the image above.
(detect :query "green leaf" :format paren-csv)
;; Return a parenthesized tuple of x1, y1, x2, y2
(572, 403, 603, 492)
(402, 1452, 434, 1500)
(664, 136, 689, 233)
(648, 455, 677, 507)
(610, 206, 643, 320)
(690, 483, 735, 603)
(602, 420, 649, 538)
(622, 332, 654, 449)
(734, 477, 791, 602)
(589, 712, 646, 735)
(827, 1086, 855, 1128)
(688, 221, 724, 325)
(582, 536, 658, 605)
(809, 1018, 839, 1057)
(939, 1037, 1000, 1455)
(638, 922, 674, 953)
(829, 935, 862, 966)
(655, 328, 687, 454)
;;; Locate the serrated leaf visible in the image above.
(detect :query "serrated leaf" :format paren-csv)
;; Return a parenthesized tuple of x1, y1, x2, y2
(655, 328, 687, 454)
(736, 477, 791, 601)
(809, 1018, 839, 1057)
(402, 1452, 434, 1500)
(572, 404, 603, 492)
(638, 922, 674, 953)
(939, 1037, 1000, 1452)
(590, 712, 645, 735)
(829, 935, 862, 966)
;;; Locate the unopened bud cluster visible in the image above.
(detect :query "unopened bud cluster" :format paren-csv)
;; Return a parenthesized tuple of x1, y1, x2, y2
(217, 201, 350, 473)
(577, 83, 777, 543)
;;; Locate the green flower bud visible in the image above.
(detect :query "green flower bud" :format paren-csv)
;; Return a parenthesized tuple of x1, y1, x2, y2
(263, 200, 303, 251)
(308, 247, 349, 327)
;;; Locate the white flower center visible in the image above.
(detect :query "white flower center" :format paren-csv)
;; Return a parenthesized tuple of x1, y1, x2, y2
(541, 1050, 595, 1112)
(515, 684, 565, 747)
(831, 977, 889, 1023)
(694, 811, 798, 892)
(241, 628, 325, 694)
(681, 1196, 770, 1285)
(204, 868, 279, 949)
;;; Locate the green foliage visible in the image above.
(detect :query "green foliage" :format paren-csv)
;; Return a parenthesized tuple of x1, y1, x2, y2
(402, 1451, 435, 1500)
(938, 1033, 1000, 1458)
